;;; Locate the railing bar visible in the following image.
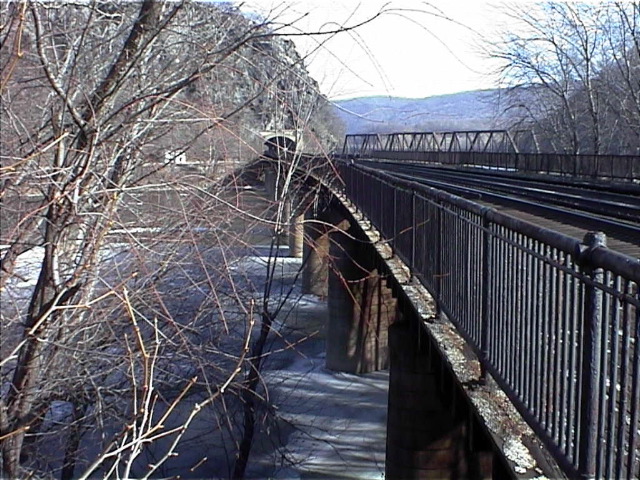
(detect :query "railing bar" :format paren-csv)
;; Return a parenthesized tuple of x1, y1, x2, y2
(462, 211, 468, 330)
(545, 247, 558, 434)
(410, 191, 416, 271)
(523, 235, 534, 403)
(502, 231, 512, 386)
(392, 187, 397, 251)
(467, 213, 473, 336)
(476, 217, 484, 345)
(538, 241, 548, 424)
(509, 233, 534, 402)
(476, 213, 482, 341)
(567, 263, 581, 466)
(501, 231, 509, 386)
(559, 254, 572, 453)
(627, 284, 640, 480)
(575, 272, 586, 468)
(533, 239, 543, 419)
(469, 213, 477, 338)
(454, 207, 461, 324)
(540, 243, 551, 428)
(441, 205, 449, 320)
(490, 227, 499, 371)
(532, 237, 542, 408)
(551, 248, 563, 442)
(498, 227, 507, 376)
(614, 277, 631, 479)
(458, 214, 465, 323)
(603, 272, 617, 479)
(509, 231, 518, 393)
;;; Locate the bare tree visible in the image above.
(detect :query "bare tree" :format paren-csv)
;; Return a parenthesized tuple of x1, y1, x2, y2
(488, 1, 640, 154)
(0, 1, 350, 477)
(597, 2, 640, 153)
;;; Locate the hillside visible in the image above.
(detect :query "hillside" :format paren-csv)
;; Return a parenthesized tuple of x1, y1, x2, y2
(332, 89, 513, 134)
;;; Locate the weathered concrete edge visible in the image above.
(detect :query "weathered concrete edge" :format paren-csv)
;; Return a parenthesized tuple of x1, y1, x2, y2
(333, 190, 567, 480)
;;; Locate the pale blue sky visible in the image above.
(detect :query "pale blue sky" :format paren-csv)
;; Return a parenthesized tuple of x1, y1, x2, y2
(242, 0, 508, 99)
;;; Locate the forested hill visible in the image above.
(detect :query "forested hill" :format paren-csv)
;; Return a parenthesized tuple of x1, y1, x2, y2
(332, 89, 513, 134)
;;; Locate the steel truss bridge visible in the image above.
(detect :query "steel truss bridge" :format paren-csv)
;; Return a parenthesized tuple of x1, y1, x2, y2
(342, 130, 640, 181)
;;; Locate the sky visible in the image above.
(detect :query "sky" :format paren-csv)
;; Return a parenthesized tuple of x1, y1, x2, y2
(241, 0, 509, 100)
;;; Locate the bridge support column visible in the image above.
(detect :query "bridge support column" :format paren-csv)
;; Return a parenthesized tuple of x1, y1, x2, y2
(325, 219, 396, 374)
(287, 208, 304, 258)
(386, 321, 468, 480)
(386, 320, 497, 479)
(301, 210, 335, 297)
(263, 166, 304, 258)
(263, 166, 277, 200)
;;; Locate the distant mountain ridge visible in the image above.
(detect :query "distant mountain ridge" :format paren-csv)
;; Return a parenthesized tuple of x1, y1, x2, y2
(332, 89, 512, 134)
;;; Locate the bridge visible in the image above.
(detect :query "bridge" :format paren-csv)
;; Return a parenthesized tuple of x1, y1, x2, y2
(252, 131, 639, 480)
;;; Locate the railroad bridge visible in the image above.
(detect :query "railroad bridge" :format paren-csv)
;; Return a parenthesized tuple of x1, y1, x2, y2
(252, 131, 639, 480)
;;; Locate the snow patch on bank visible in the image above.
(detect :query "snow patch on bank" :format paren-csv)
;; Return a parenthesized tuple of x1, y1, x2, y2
(264, 351, 388, 480)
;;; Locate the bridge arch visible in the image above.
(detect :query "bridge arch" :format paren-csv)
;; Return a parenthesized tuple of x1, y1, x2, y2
(264, 135, 296, 158)
(260, 129, 302, 158)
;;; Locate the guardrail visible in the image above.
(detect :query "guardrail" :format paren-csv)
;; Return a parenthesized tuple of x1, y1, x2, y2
(338, 161, 640, 479)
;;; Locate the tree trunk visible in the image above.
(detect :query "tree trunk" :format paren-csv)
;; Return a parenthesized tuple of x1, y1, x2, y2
(61, 403, 88, 480)
(232, 310, 273, 479)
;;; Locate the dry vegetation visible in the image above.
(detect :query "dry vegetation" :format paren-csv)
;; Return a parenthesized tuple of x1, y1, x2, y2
(0, 2, 339, 478)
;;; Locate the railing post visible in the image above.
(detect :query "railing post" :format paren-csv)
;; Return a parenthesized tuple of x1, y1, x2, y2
(350, 165, 356, 205)
(410, 191, 416, 273)
(347, 165, 364, 205)
(392, 187, 397, 250)
(578, 231, 606, 478)
(435, 199, 444, 319)
(377, 178, 383, 234)
(479, 211, 492, 381)
(367, 171, 372, 217)
(354, 166, 360, 209)
(344, 163, 350, 196)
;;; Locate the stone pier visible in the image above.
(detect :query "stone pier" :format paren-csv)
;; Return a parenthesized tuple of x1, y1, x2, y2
(302, 202, 397, 374)
(385, 319, 495, 480)
(287, 209, 304, 258)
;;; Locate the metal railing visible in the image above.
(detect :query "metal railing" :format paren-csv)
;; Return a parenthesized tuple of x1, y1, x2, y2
(338, 162, 640, 479)
(341, 131, 640, 181)
(371, 151, 640, 181)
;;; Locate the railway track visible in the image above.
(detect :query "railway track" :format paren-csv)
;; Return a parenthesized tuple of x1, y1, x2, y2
(361, 160, 640, 257)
